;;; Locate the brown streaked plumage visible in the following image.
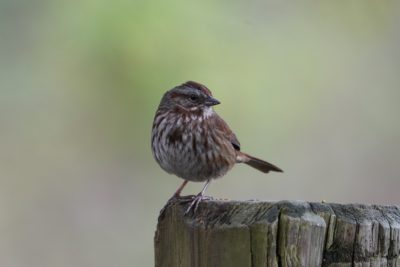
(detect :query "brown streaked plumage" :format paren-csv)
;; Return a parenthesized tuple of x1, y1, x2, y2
(151, 81, 283, 214)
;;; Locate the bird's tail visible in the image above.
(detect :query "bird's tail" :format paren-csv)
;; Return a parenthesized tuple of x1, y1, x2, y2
(237, 152, 283, 173)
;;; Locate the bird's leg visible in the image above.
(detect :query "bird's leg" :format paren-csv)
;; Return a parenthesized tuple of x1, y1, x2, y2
(172, 180, 189, 198)
(167, 180, 190, 204)
(185, 180, 212, 215)
(161, 180, 190, 217)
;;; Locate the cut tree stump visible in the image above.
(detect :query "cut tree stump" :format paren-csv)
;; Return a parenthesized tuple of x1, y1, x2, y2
(154, 199, 400, 267)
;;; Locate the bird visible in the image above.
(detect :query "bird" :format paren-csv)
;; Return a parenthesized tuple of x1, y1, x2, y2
(151, 81, 283, 214)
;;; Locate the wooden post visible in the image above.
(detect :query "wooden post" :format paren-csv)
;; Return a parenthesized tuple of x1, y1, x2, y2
(154, 199, 400, 267)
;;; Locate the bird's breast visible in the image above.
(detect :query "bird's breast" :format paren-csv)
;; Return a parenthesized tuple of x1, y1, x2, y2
(152, 111, 236, 181)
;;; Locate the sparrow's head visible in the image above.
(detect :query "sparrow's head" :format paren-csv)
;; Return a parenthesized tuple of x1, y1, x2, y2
(160, 81, 220, 111)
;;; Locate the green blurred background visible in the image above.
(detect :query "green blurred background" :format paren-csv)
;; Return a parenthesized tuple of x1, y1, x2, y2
(1, 0, 400, 266)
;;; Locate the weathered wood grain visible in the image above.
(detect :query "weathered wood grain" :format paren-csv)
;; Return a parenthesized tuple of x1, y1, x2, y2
(155, 199, 400, 267)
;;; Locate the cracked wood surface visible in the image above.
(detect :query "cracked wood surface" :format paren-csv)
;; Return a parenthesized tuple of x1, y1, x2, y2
(154, 199, 400, 267)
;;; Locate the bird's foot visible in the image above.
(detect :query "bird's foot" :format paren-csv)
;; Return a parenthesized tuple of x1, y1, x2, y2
(160, 194, 192, 218)
(184, 193, 212, 215)
(167, 194, 195, 203)
(176, 194, 197, 202)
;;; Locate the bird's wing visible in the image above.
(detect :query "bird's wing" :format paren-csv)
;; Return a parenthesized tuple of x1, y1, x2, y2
(229, 131, 241, 151)
(213, 114, 241, 151)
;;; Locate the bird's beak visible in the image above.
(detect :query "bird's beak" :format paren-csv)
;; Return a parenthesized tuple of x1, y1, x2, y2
(205, 96, 221, 106)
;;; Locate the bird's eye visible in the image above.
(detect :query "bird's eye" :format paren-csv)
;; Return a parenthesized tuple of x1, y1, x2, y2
(189, 95, 199, 101)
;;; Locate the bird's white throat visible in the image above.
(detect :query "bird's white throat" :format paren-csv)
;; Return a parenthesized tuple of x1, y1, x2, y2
(203, 107, 214, 118)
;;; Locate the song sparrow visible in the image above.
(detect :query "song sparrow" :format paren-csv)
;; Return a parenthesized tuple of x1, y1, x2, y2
(151, 81, 283, 214)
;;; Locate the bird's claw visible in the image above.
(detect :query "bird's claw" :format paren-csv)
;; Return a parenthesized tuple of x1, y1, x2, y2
(184, 194, 212, 215)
